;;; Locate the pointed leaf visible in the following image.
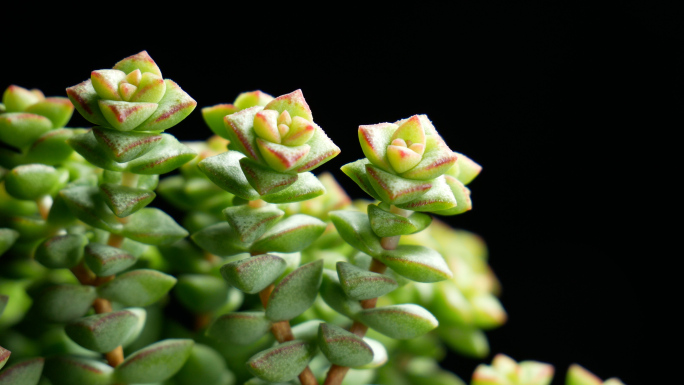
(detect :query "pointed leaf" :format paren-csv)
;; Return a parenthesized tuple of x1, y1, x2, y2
(223, 204, 284, 244)
(0, 357, 44, 385)
(224, 106, 263, 161)
(432, 175, 472, 216)
(0, 113, 52, 149)
(174, 344, 228, 385)
(65, 309, 140, 352)
(240, 157, 298, 196)
(113, 51, 162, 77)
(318, 323, 373, 367)
(472, 294, 507, 329)
(92, 126, 162, 162)
(329, 210, 383, 257)
(220, 254, 287, 294)
(261, 172, 325, 204)
(400, 135, 457, 180)
(99, 183, 155, 217)
(294, 124, 341, 172)
(2, 85, 42, 112)
(251, 214, 326, 254)
(122, 208, 188, 245)
(366, 164, 432, 205)
(98, 269, 177, 306)
(340, 159, 383, 201)
(91, 69, 127, 100)
(66, 79, 108, 126)
(246, 340, 315, 383)
(452, 152, 482, 185)
(24, 128, 79, 165)
(114, 339, 194, 384)
(98, 100, 158, 132)
(175, 274, 229, 313)
(263, 90, 313, 121)
(191, 222, 248, 256)
(36, 285, 97, 323)
(136, 80, 197, 132)
(395, 175, 457, 212)
(207, 312, 272, 345)
(320, 269, 363, 319)
(125, 133, 197, 174)
(202, 104, 239, 138)
(337, 261, 398, 300)
(0, 229, 20, 256)
(266, 260, 323, 321)
(235, 90, 274, 110)
(43, 356, 113, 385)
(358, 338, 388, 369)
(130, 72, 166, 103)
(34, 234, 88, 269)
(4, 164, 66, 200)
(358, 122, 396, 172)
(24, 97, 74, 128)
(566, 364, 603, 385)
(431, 283, 474, 327)
(84, 243, 138, 276)
(359, 304, 438, 339)
(518, 360, 555, 385)
(68, 130, 127, 171)
(368, 203, 432, 237)
(438, 326, 489, 358)
(60, 186, 123, 233)
(379, 244, 452, 282)
(256, 138, 310, 172)
(0, 347, 9, 371)
(197, 150, 260, 200)
(253, 109, 281, 143)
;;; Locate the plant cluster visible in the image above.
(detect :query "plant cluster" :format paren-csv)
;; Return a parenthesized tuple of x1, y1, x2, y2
(0, 51, 626, 385)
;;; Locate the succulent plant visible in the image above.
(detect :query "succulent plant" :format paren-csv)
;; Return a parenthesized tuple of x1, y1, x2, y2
(566, 364, 626, 385)
(471, 354, 554, 385)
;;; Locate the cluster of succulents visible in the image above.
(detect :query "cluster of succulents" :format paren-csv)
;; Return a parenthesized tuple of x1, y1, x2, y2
(0, 50, 627, 385)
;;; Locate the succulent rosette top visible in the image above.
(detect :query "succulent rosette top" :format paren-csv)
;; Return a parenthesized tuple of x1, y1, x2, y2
(342, 114, 482, 214)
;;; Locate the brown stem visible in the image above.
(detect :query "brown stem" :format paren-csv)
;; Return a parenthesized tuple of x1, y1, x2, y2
(195, 313, 212, 331)
(324, 365, 350, 385)
(107, 233, 126, 248)
(70, 261, 96, 285)
(92, 297, 124, 366)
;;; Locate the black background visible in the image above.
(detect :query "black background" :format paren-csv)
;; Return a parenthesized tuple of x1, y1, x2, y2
(3, 3, 673, 383)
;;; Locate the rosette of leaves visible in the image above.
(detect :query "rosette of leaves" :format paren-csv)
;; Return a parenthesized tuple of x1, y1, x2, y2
(471, 354, 554, 385)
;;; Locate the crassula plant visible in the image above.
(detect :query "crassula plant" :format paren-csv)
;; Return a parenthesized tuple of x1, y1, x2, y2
(0, 50, 628, 385)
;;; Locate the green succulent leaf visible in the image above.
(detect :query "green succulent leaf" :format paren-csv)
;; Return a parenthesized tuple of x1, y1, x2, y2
(0, 229, 20, 256)
(471, 294, 507, 330)
(2, 85, 41, 112)
(1, 215, 50, 241)
(366, 164, 432, 205)
(379, 244, 452, 282)
(358, 304, 438, 339)
(329, 210, 383, 257)
(99, 183, 155, 218)
(113, 51, 163, 77)
(293, 124, 341, 173)
(92, 126, 162, 163)
(24, 97, 74, 128)
(0, 357, 44, 385)
(223, 204, 284, 244)
(60, 186, 123, 233)
(358, 338, 388, 369)
(337, 261, 398, 300)
(66, 79, 109, 126)
(266, 260, 323, 322)
(452, 152, 482, 185)
(251, 214, 326, 254)
(24, 128, 80, 165)
(125, 134, 197, 175)
(202, 104, 239, 138)
(36, 284, 97, 323)
(65, 309, 141, 353)
(4, 164, 67, 200)
(197, 151, 260, 200)
(97, 269, 177, 306)
(34, 234, 88, 269)
(320, 269, 363, 319)
(120, 308, 147, 349)
(174, 344, 230, 385)
(438, 326, 489, 358)
(122, 208, 188, 245)
(431, 283, 474, 327)
(566, 364, 603, 385)
(175, 274, 230, 313)
(318, 323, 373, 367)
(261, 172, 326, 204)
(98, 100, 158, 132)
(432, 175, 472, 216)
(43, 356, 113, 385)
(83, 242, 138, 276)
(368, 204, 432, 237)
(114, 339, 194, 384)
(246, 340, 316, 383)
(394, 175, 457, 212)
(191, 222, 248, 256)
(68, 130, 127, 172)
(136, 80, 197, 132)
(220, 254, 287, 294)
(0, 347, 9, 371)
(206, 312, 272, 345)
(0, 113, 52, 150)
(239, 157, 298, 196)
(224, 106, 263, 162)
(340, 159, 383, 202)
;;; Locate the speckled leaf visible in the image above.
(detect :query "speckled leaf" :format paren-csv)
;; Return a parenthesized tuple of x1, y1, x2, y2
(261, 172, 325, 204)
(60, 186, 123, 233)
(122, 208, 188, 245)
(367, 204, 432, 237)
(2, 85, 42, 112)
(66, 79, 108, 126)
(224, 106, 263, 162)
(113, 51, 162, 77)
(202, 104, 239, 138)
(266, 260, 323, 321)
(223, 204, 284, 243)
(251, 214, 326, 254)
(263, 90, 313, 121)
(43, 356, 113, 385)
(566, 364, 603, 385)
(84, 243, 138, 276)
(0, 347, 9, 370)
(294, 124, 340, 173)
(36, 284, 97, 323)
(395, 175, 457, 212)
(358, 122, 396, 172)
(114, 339, 193, 384)
(174, 344, 230, 385)
(340, 159, 383, 201)
(4, 164, 67, 200)
(379, 244, 452, 282)
(98, 100, 158, 132)
(34, 234, 88, 269)
(240, 157, 298, 196)
(318, 323, 373, 367)
(65, 309, 140, 352)
(68, 130, 127, 172)
(366, 164, 432, 205)
(92, 126, 162, 163)
(136, 80, 197, 132)
(329, 210, 383, 257)
(191, 222, 248, 256)
(221, 254, 287, 294)
(175, 274, 229, 313)
(91, 69, 127, 101)
(432, 175, 472, 216)
(0, 357, 44, 385)
(98, 269, 177, 306)
(24, 97, 74, 128)
(125, 134, 197, 175)
(24, 128, 80, 165)
(400, 135, 457, 180)
(0, 113, 53, 149)
(99, 183, 155, 217)
(246, 340, 315, 383)
(197, 151, 259, 200)
(0, 229, 19, 256)
(129, 72, 166, 103)
(359, 304, 438, 339)
(207, 312, 272, 345)
(337, 261, 397, 300)
(320, 269, 363, 319)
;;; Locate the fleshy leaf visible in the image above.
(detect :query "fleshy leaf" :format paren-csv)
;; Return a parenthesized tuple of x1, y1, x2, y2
(0, 347, 9, 371)
(256, 139, 310, 172)
(114, 339, 194, 384)
(358, 338, 388, 369)
(431, 283, 474, 327)
(34, 234, 88, 269)
(220, 254, 287, 294)
(253, 109, 281, 143)
(206, 312, 272, 345)
(43, 356, 113, 385)
(202, 104, 239, 138)
(358, 304, 438, 339)
(294, 124, 341, 172)
(0, 357, 44, 385)
(240, 157, 298, 196)
(400, 135, 457, 180)
(318, 323, 373, 367)
(136, 80, 197, 132)
(224, 106, 263, 161)
(113, 51, 162, 77)
(99, 183, 155, 217)
(282, 116, 316, 146)
(191, 222, 248, 256)
(98, 100, 158, 132)
(92, 126, 162, 163)
(251, 214, 326, 254)
(65, 309, 140, 353)
(337, 261, 398, 300)
(452, 152, 482, 185)
(175, 274, 229, 313)
(387, 144, 422, 173)
(472, 294, 507, 329)
(67, 130, 127, 171)
(263, 90, 313, 121)
(197, 151, 260, 200)
(97, 269, 177, 306)
(24, 128, 79, 165)
(0, 113, 52, 149)
(60, 186, 123, 233)
(4, 164, 67, 200)
(130, 72, 166, 103)
(432, 175, 472, 216)
(379, 244, 452, 282)
(367, 204, 432, 237)
(329, 210, 383, 257)
(91, 69, 127, 101)
(36, 284, 97, 323)
(266, 260, 324, 321)
(66, 79, 108, 126)
(340, 159, 383, 201)
(246, 340, 315, 383)
(438, 326, 489, 358)
(173, 344, 229, 385)
(358, 122, 396, 171)
(122, 208, 188, 245)
(0, 229, 19, 256)
(24, 97, 74, 128)
(394, 175, 457, 212)
(2, 85, 42, 112)
(234, 90, 274, 110)
(366, 164, 432, 205)
(566, 364, 603, 385)
(261, 172, 325, 204)
(84, 243, 138, 276)
(320, 269, 363, 319)
(223, 204, 284, 243)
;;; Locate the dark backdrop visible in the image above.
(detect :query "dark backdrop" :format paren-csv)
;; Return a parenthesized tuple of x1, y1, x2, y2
(3, 3, 672, 383)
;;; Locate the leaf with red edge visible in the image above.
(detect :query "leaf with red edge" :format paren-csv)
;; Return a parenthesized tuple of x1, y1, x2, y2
(202, 104, 239, 139)
(366, 164, 432, 205)
(234, 90, 274, 110)
(2, 85, 42, 112)
(130, 73, 166, 103)
(246, 340, 316, 383)
(256, 138, 310, 172)
(239, 157, 298, 196)
(122, 208, 188, 245)
(24, 97, 74, 128)
(394, 175, 457, 212)
(295, 124, 340, 173)
(197, 151, 260, 200)
(261, 172, 325, 204)
(358, 122, 396, 172)
(125, 134, 197, 175)
(68, 130, 127, 172)
(98, 100, 158, 132)
(136, 80, 196, 132)
(250, 214, 326, 254)
(262, 89, 313, 121)
(224, 106, 263, 162)
(0, 113, 52, 149)
(43, 356, 113, 385)
(113, 50, 162, 77)
(0, 347, 10, 371)
(66, 79, 108, 126)
(222, 204, 284, 244)
(91, 69, 127, 101)
(431, 175, 472, 216)
(113, 339, 194, 384)
(0, 357, 44, 385)
(340, 159, 383, 202)
(92, 126, 162, 163)
(379, 244, 452, 282)
(399, 134, 457, 181)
